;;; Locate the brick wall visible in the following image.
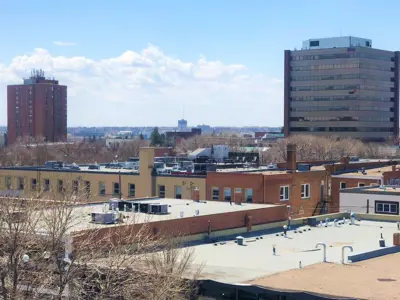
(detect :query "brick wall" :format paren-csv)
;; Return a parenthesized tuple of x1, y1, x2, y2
(72, 204, 288, 248)
(383, 169, 400, 184)
(263, 171, 325, 218)
(206, 172, 264, 203)
(330, 177, 378, 213)
(206, 170, 326, 218)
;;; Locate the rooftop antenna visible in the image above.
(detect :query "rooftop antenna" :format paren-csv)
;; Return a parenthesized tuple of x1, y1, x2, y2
(182, 105, 185, 119)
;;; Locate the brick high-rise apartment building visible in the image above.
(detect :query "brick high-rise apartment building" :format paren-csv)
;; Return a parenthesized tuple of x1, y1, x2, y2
(7, 70, 67, 144)
(284, 36, 399, 142)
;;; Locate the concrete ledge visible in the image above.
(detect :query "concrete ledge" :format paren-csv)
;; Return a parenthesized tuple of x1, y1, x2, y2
(349, 246, 400, 263)
(356, 213, 400, 222)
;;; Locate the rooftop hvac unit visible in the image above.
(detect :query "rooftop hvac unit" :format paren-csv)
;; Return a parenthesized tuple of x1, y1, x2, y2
(150, 204, 169, 215)
(118, 201, 134, 212)
(139, 203, 152, 213)
(91, 212, 118, 224)
(109, 198, 120, 211)
(298, 164, 311, 171)
(132, 202, 140, 212)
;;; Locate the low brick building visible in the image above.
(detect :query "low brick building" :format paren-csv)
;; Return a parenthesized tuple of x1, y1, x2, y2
(206, 145, 329, 218)
(69, 198, 288, 247)
(331, 165, 400, 213)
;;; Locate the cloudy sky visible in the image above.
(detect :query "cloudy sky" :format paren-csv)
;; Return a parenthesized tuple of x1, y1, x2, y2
(0, 0, 399, 127)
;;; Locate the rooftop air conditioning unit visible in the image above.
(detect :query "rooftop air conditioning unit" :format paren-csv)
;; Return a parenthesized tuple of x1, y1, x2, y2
(118, 200, 134, 212)
(91, 212, 118, 224)
(139, 203, 152, 213)
(150, 204, 169, 215)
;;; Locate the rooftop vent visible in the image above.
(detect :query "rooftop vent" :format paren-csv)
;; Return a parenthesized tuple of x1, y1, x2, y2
(91, 212, 119, 224)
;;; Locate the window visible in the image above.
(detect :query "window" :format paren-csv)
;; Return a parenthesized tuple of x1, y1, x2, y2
(17, 177, 24, 190)
(212, 187, 219, 200)
(301, 184, 310, 199)
(158, 185, 165, 198)
(175, 185, 182, 199)
(224, 188, 232, 201)
(129, 184, 136, 197)
(113, 182, 120, 196)
(340, 182, 347, 189)
(309, 40, 319, 47)
(375, 201, 399, 215)
(84, 181, 91, 197)
(5, 176, 11, 189)
(31, 178, 37, 191)
(44, 179, 50, 192)
(245, 188, 253, 203)
(99, 182, 106, 196)
(73, 180, 79, 193)
(358, 183, 365, 187)
(58, 180, 64, 193)
(280, 186, 289, 201)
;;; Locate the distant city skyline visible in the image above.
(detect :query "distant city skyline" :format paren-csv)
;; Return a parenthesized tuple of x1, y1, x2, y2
(1, 0, 400, 126)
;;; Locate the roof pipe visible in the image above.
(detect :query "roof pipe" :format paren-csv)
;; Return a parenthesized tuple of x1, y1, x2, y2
(315, 242, 327, 262)
(341, 246, 354, 264)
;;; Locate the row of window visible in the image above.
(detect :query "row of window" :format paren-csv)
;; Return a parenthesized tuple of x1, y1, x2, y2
(3, 176, 136, 197)
(211, 187, 254, 202)
(292, 52, 393, 62)
(210, 184, 311, 202)
(291, 127, 394, 133)
(291, 95, 393, 102)
(291, 84, 392, 92)
(291, 74, 392, 82)
(290, 116, 393, 122)
(157, 185, 198, 199)
(291, 63, 392, 72)
(291, 106, 392, 112)
(339, 182, 369, 189)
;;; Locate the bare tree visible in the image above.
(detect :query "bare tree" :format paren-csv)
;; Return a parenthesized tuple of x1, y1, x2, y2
(0, 187, 201, 299)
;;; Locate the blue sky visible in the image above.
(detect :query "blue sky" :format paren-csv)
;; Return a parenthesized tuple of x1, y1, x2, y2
(0, 0, 399, 126)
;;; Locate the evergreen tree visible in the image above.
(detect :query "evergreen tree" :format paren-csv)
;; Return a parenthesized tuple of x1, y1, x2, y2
(150, 127, 163, 146)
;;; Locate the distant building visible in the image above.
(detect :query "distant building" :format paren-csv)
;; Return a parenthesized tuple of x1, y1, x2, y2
(166, 128, 202, 146)
(177, 119, 188, 131)
(7, 69, 67, 144)
(284, 36, 399, 142)
(197, 124, 213, 134)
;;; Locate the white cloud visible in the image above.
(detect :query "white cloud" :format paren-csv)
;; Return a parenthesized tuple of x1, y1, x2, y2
(0, 46, 283, 127)
(53, 41, 77, 47)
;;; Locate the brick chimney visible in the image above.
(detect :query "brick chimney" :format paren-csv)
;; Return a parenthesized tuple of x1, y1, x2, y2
(286, 144, 297, 171)
(192, 187, 200, 202)
(340, 156, 350, 165)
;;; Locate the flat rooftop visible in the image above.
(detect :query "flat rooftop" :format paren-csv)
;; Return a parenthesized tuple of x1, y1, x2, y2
(56, 199, 276, 232)
(333, 165, 398, 178)
(249, 253, 400, 300)
(341, 185, 400, 196)
(216, 165, 325, 175)
(188, 219, 400, 283)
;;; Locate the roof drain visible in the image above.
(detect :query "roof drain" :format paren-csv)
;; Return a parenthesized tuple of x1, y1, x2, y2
(341, 246, 354, 264)
(315, 242, 327, 262)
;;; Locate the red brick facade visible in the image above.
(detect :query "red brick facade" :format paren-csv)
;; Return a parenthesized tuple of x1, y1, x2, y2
(206, 170, 326, 217)
(73, 204, 287, 247)
(7, 81, 67, 144)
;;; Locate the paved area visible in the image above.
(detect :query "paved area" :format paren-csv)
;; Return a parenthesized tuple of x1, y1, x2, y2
(190, 219, 400, 283)
(249, 253, 400, 300)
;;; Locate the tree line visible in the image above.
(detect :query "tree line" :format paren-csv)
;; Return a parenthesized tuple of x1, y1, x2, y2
(0, 133, 393, 167)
